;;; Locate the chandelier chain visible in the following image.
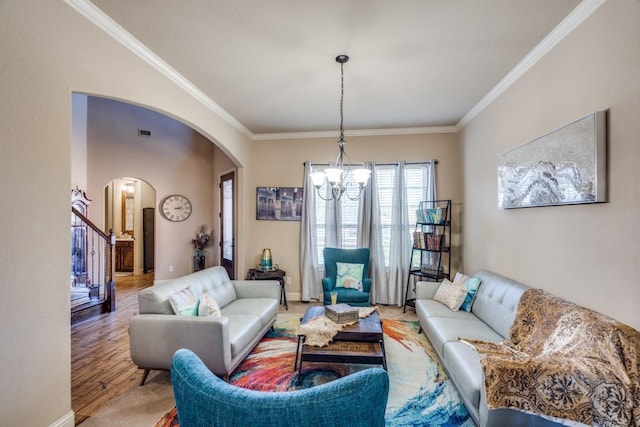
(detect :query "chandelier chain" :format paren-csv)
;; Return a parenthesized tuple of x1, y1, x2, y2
(309, 54, 370, 202)
(339, 60, 345, 144)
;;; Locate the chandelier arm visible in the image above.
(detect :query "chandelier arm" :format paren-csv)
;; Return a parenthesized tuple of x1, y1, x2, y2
(314, 188, 332, 201)
(343, 182, 366, 201)
(313, 185, 346, 201)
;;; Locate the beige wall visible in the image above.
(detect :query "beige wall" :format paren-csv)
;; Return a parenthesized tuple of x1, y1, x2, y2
(0, 1, 251, 425)
(86, 96, 220, 278)
(2, 0, 639, 425)
(460, 0, 640, 331)
(248, 133, 462, 299)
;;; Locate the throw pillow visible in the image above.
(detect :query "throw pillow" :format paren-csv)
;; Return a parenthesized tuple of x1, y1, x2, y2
(453, 272, 470, 287)
(336, 262, 364, 291)
(433, 278, 467, 311)
(198, 293, 221, 318)
(460, 277, 482, 312)
(169, 288, 198, 316)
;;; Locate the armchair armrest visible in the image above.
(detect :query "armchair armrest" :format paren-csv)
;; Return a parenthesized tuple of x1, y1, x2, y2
(322, 277, 335, 292)
(129, 314, 232, 374)
(415, 281, 441, 299)
(362, 278, 372, 293)
(233, 280, 280, 299)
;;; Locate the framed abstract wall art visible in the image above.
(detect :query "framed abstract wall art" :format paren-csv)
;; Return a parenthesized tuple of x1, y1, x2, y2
(256, 187, 303, 220)
(497, 111, 607, 209)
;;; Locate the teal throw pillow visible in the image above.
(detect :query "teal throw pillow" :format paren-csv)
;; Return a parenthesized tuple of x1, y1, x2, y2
(336, 262, 364, 291)
(460, 277, 482, 312)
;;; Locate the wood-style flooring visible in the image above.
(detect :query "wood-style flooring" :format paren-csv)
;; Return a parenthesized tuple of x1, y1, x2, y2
(71, 272, 153, 425)
(71, 273, 417, 425)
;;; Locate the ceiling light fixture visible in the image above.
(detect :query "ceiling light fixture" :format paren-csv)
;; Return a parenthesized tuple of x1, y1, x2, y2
(123, 181, 135, 193)
(310, 55, 370, 201)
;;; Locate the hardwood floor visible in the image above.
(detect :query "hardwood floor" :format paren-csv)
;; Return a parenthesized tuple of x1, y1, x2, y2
(71, 272, 154, 425)
(71, 273, 418, 425)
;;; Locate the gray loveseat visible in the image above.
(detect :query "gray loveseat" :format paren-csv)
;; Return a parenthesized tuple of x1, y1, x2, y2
(415, 270, 569, 427)
(129, 266, 280, 385)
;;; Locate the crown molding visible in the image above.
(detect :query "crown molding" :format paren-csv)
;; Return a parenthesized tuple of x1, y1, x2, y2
(63, 0, 253, 139)
(252, 126, 458, 141)
(457, 0, 607, 129)
(66, 0, 604, 140)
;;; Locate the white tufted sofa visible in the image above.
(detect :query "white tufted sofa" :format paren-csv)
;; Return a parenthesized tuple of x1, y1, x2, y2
(129, 266, 280, 384)
(415, 270, 572, 427)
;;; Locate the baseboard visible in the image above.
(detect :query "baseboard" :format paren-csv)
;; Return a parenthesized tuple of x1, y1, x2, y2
(287, 291, 301, 302)
(50, 410, 74, 427)
(286, 292, 324, 304)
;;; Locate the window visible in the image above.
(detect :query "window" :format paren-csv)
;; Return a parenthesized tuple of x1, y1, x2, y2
(314, 163, 432, 268)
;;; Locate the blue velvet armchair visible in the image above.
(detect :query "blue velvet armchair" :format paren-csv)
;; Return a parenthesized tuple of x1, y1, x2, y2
(322, 247, 372, 306)
(171, 349, 389, 427)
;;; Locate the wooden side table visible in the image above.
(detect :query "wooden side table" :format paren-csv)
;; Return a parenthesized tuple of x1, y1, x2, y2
(248, 268, 288, 310)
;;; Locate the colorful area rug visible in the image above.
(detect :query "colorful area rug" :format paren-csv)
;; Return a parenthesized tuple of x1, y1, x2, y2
(155, 314, 473, 427)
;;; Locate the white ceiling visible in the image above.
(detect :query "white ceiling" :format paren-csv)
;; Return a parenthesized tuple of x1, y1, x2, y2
(87, 0, 585, 137)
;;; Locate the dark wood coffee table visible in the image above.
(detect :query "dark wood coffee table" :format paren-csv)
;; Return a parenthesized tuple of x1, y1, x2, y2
(294, 306, 386, 384)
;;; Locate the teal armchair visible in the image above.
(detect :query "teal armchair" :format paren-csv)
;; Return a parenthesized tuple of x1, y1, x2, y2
(171, 349, 389, 427)
(322, 247, 372, 306)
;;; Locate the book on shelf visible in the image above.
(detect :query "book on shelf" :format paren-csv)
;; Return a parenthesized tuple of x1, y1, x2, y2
(413, 232, 444, 250)
(416, 206, 448, 224)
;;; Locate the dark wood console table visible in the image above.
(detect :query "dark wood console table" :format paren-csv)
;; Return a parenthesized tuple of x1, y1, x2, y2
(248, 268, 288, 310)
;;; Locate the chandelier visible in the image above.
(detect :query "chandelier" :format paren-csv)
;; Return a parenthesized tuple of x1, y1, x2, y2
(310, 55, 370, 201)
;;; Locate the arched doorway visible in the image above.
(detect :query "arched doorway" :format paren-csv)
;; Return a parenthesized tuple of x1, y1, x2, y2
(104, 178, 156, 276)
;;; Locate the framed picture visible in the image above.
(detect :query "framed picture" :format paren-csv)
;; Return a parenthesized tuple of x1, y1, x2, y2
(497, 111, 607, 209)
(256, 187, 303, 221)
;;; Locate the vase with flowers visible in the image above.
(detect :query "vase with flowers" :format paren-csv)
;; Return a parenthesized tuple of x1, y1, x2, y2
(192, 227, 211, 272)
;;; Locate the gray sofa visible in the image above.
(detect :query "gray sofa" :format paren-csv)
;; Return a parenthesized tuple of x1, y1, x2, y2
(415, 270, 571, 427)
(129, 266, 280, 385)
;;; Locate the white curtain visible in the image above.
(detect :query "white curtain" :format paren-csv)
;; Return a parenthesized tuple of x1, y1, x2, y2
(357, 163, 386, 303)
(300, 160, 437, 305)
(300, 162, 322, 301)
(386, 162, 411, 306)
(324, 184, 341, 249)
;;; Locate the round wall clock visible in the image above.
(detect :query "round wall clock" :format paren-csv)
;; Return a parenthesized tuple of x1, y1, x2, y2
(160, 194, 192, 222)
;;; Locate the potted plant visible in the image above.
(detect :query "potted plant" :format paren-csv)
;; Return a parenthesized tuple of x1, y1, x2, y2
(192, 227, 211, 271)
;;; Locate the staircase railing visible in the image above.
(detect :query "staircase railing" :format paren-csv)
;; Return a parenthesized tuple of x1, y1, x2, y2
(71, 207, 116, 319)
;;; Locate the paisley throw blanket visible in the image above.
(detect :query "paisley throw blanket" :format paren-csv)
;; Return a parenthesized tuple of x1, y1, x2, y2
(463, 289, 640, 426)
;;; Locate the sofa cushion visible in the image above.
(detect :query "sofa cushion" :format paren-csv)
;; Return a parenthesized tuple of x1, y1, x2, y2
(138, 281, 191, 314)
(185, 267, 238, 308)
(471, 271, 530, 339)
(424, 316, 503, 356)
(443, 341, 484, 413)
(416, 299, 479, 321)
(225, 314, 262, 358)
(222, 298, 278, 328)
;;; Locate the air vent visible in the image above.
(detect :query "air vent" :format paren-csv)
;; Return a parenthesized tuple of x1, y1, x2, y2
(138, 129, 151, 137)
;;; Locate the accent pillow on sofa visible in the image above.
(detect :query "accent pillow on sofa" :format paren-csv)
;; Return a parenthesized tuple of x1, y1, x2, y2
(460, 277, 482, 312)
(336, 262, 364, 291)
(198, 293, 221, 317)
(453, 272, 470, 287)
(169, 288, 198, 316)
(453, 272, 482, 312)
(433, 278, 467, 311)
